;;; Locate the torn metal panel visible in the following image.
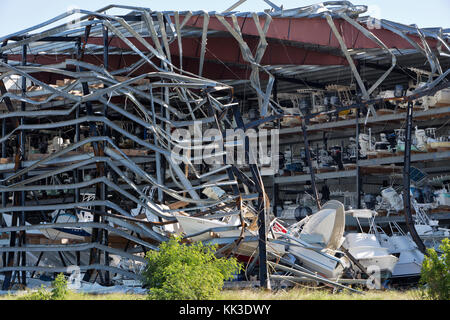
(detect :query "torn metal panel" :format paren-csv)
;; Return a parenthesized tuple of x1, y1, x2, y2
(0, 1, 448, 289)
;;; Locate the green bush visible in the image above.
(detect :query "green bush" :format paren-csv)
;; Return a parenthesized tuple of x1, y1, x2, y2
(19, 273, 69, 300)
(51, 273, 69, 300)
(19, 285, 53, 300)
(142, 237, 242, 300)
(419, 238, 450, 300)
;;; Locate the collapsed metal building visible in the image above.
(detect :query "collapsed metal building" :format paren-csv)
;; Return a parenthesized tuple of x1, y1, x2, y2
(0, 1, 449, 290)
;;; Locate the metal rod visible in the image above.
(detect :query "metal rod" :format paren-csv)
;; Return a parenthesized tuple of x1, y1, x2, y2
(268, 261, 364, 294)
(30, 251, 44, 278)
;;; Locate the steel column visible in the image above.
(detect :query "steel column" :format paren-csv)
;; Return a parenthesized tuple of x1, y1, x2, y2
(19, 44, 27, 286)
(402, 101, 427, 254)
(301, 120, 321, 210)
(232, 105, 270, 290)
(102, 25, 110, 285)
(355, 102, 362, 209)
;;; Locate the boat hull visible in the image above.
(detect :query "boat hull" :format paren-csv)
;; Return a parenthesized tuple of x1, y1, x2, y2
(40, 227, 91, 241)
(176, 215, 244, 242)
(40, 212, 92, 241)
(343, 233, 399, 280)
(379, 235, 424, 278)
(288, 245, 346, 279)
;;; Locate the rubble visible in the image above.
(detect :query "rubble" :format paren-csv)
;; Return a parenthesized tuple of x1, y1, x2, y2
(0, 1, 449, 293)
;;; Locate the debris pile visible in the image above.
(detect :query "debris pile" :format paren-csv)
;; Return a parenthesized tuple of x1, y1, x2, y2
(0, 1, 449, 292)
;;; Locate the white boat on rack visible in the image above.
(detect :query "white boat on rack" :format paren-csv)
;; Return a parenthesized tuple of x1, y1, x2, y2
(378, 222, 424, 279)
(40, 210, 92, 241)
(410, 197, 450, 249)
(343, 209, 399, 280)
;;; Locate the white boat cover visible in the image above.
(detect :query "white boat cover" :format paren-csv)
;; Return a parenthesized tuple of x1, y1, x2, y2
(346, 209, 377, 219)
(300, 200, 345, 250)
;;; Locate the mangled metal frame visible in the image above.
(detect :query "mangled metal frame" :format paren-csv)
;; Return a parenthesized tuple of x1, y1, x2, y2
(0, 1, 448, 291)
(0, 5, 271, 289)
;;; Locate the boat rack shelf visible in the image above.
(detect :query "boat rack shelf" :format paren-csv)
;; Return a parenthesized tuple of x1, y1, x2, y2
(271, 151, 450, 185)
(345, 212, 450, 227)
(273, 169, 358, 184)
(277, 106, 450, 135)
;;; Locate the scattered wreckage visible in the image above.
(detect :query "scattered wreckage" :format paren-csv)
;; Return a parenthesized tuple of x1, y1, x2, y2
(0, 1, 449, 292)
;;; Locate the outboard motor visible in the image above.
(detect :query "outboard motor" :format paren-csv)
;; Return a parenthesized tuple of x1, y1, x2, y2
(330, 146, 344, 170)
(278, 152, 286, 171)
(411, 187, 424, 203)
(330, 95, 340, 106)
(394, 84, 404, 98)
(363, 194, 377, 210)
(295, 206, 313, 221)
(248, 108, 259, 121)
(422, 185, 435, 204)
(280, 205, 312, 221)
(386, 132, 397, 150)
(299, 99, 310, 116)
(321, 185, 331, 202)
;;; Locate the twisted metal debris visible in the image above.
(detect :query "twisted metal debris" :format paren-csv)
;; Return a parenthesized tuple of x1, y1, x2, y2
(0, 1, 448, 290)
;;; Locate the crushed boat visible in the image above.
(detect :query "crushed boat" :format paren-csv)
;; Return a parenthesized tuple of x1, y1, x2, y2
(281, 200, 351, 279)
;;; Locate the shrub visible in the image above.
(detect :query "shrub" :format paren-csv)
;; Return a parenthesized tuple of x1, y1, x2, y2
(419, 238, 450, 300)
(51, 273, 69, 300)
(19, 273, 69, 300)
(142, 237, 242, 300)
(19, 285, 52, 300)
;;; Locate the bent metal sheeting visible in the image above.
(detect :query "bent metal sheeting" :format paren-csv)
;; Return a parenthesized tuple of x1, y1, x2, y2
(0, 1, 448, 289)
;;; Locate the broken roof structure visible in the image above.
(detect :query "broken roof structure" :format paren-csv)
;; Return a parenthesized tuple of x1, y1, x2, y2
(0, 1, 449, 290)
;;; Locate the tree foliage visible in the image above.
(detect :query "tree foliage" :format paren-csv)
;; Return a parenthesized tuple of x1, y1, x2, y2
(419, 238, 450, 300)
(50, 273, 69, 300)
(142, 237, 242, 300)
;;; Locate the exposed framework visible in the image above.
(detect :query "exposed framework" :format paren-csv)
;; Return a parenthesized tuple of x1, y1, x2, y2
(0, 1, 448, 289)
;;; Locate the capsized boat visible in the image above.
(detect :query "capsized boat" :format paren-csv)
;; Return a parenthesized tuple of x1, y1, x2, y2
(1, 213, 41, 235)
(2, 209, 91, 241)
(283, 200, 351, 279)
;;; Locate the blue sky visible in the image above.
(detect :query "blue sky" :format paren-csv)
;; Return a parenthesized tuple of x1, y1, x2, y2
(0, 0, 449, 38)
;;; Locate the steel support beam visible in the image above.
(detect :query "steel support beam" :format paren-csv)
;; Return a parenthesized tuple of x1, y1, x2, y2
(102, 24, 110, 285)
(19, 44, 27, 286)
(231, 105, 270, 290)
(301, 119, 321, 210)
(402, 101, 427, 254)
(355, 100, 362, 209)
